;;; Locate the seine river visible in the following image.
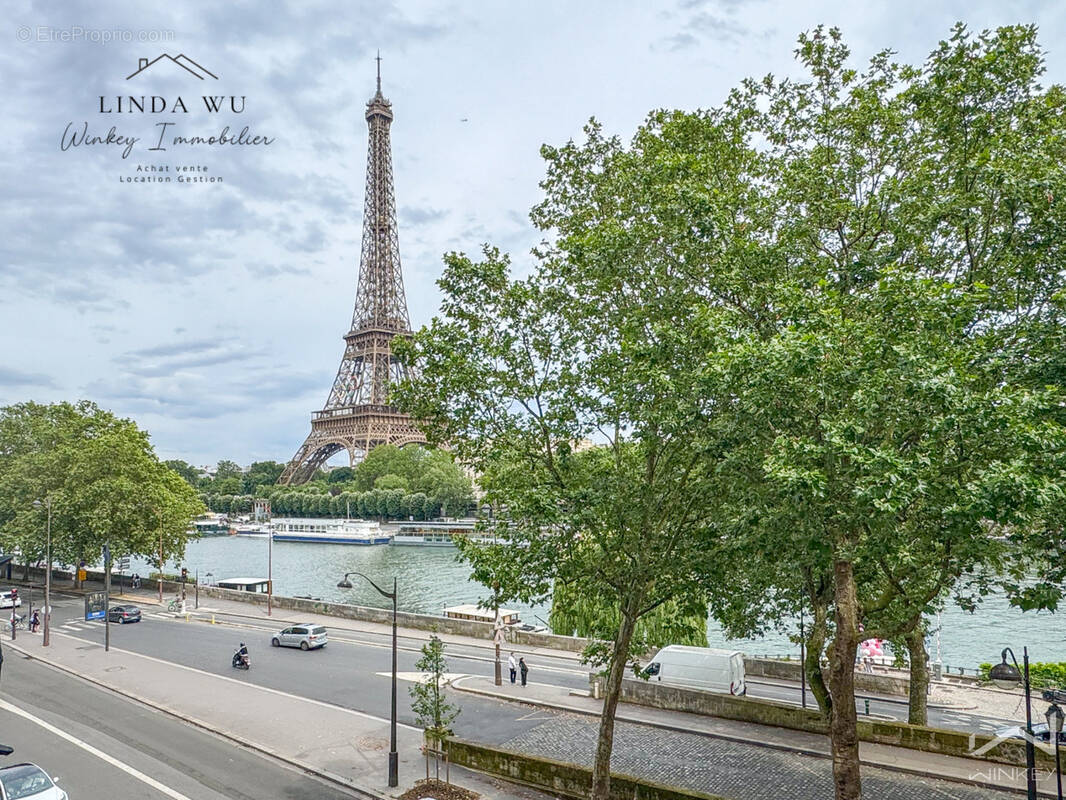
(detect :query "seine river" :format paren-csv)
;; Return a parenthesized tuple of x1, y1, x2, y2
(130, 534, 1066, 670)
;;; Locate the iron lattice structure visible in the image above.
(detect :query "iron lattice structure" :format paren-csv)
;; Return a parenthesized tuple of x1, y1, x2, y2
(279, 65, 426, 485)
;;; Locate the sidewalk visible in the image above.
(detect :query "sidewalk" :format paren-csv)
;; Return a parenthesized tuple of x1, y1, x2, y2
(452, 675, 1060, 798)
(8, 629, 554, 800)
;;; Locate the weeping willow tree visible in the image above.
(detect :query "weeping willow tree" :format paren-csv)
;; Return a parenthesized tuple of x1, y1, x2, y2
(550, 580, 708, 655)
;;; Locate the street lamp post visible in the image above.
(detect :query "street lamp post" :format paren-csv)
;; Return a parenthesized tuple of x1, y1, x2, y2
(799, 607, 807, 710)
(32, 499, 52, 647)
(267, 527, 273, 617)
(337, 571, 398, 788)
(990, 647, 1037, 800)
(1047, 702, 1064, 800)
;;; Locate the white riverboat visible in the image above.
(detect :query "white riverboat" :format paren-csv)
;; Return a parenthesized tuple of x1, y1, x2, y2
(391, 520, 499, 547)
(270, 517, 391, 545)
(231, 523, 270, 537)
(191, 514, 232, 537)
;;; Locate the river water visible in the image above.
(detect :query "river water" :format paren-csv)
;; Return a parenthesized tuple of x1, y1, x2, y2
(129, 535, 1065, 670)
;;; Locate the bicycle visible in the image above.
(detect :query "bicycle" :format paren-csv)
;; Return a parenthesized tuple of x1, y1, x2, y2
(166, 598, 182, 612)
(2, 615, 25, 632)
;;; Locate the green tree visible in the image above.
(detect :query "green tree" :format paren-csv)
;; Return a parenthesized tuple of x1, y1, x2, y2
(243, 461, 286, 494)
(395, 240, 722, 800)
(326, 466, 354, 484)
(0, 401, 203, 572)
(214, 460, 242, 481)
(374, 473, 408, 491)
(409, 636, 460, 745)
(696, 25, 1066, 796)
(213, 476, 241, 495)
(163, 459, 201, 487)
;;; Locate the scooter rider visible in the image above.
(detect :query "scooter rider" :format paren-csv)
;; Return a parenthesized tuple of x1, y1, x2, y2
(234, 642, 249, 668)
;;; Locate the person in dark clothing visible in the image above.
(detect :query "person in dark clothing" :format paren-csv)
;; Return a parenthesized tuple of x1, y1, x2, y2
(519, 656, 528, 686)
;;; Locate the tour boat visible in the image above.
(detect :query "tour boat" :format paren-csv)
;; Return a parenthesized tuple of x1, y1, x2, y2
(391, 520, 499, 547)
(231, 523, 270, 537)
(270, 517, 391, 545)
(191, 515, 232, 537)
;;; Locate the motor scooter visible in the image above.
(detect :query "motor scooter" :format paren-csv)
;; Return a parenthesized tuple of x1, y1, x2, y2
(232, 648, 250, 670)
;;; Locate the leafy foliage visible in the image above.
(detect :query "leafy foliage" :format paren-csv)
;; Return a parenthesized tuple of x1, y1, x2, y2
(0, 401, 203, 569)
(409, 636, 460, 744)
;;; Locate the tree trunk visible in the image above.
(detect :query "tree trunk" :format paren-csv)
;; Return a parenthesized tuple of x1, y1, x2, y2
(589, 594, 641, 800)
(806, 597, 832, 718)
(828, 559, 862, 800)
(906, 626, 929, 726)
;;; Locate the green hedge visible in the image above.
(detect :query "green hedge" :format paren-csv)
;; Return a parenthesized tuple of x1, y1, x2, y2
(978, 661, 1066, 689)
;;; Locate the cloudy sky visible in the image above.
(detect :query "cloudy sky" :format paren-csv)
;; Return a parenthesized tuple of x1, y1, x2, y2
(3, 0, 1064, 469)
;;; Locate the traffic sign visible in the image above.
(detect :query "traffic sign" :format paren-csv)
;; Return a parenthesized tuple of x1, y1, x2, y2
(117, 557, 131, 570)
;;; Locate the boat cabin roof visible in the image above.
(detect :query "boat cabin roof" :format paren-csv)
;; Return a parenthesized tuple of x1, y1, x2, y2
(216, 577, 271, 592)
(444, 604, 520, 624)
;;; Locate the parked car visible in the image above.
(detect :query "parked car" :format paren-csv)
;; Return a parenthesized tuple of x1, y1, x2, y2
(0, 762, 68, 800)
(0, 591, 22, 610)
(107, 604, 141, 624)
(993, 721, 1066, 744)
(640, 645, 747, 696)
(271, 623, 328, 650)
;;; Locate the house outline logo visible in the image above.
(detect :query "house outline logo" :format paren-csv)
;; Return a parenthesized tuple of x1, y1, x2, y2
(127, 54, 218, 81)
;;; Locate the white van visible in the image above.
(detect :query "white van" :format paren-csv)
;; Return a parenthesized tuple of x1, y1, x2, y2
(643, 645, 746, 695)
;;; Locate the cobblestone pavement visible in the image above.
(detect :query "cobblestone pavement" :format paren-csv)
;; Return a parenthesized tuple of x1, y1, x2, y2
(501, 713, 1015, 800)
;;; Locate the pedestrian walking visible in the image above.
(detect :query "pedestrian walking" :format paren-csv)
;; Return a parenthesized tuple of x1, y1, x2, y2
(29, 610, 39, 634)
(519, 656, 528, 687)
(508, 652, 517, 684)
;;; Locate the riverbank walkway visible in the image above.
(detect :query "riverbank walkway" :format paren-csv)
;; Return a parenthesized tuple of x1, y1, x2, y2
(8, 577, 1058, 798)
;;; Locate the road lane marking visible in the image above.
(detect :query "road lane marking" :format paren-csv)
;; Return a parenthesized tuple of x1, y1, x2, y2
(50, 630, 423, 731)
(160, 613, 589, 677)
(0, 698, 198, 800)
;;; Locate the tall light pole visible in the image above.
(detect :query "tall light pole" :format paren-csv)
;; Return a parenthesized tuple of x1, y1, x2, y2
(1046, 702, 1063, 800)
(32, 498, 52, 647)
(157, 510, 164, 604)
(337, 571, 398, 787)
(990, 647, 1036, 800)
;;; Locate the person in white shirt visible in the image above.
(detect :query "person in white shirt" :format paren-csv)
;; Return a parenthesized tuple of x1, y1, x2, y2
(508, 652, 517, 684)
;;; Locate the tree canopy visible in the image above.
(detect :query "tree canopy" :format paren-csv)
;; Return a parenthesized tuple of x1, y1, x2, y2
(0, 401, 203, 570)
(398, 22, 1066, 800)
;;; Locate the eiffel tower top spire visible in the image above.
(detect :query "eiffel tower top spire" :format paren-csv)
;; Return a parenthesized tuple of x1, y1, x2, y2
(367, 52, 392, 121)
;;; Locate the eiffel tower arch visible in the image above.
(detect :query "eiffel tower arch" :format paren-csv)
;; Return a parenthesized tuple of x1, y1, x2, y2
(279, 59, 426, 486)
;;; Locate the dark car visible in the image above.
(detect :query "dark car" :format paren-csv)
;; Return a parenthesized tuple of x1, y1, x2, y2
(107, 604, 141, 624)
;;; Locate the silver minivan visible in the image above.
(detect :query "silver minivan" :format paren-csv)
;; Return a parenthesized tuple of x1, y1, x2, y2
(271, 623, 328, 650)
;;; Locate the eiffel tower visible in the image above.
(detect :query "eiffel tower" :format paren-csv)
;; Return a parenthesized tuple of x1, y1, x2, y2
(278, 58, 426, 485)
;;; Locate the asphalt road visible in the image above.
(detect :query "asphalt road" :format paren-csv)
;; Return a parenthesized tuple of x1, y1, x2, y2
(38, 593, 563, 745)
(0, 644, 367, 800)
(33, 592, 1017, 737)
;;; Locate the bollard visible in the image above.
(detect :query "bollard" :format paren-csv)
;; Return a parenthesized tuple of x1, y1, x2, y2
(864, 699, 870, 715)
(212, 614, 216, 625)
